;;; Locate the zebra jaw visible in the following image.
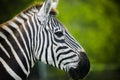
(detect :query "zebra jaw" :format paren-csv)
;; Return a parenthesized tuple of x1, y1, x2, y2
(69, 52, 90, 80)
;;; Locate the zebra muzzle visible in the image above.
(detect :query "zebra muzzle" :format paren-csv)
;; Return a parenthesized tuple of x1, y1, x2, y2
(69, 52, 90, 80)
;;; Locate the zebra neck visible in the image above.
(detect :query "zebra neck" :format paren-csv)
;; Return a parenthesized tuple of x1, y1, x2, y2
(0, 8, 40, 68)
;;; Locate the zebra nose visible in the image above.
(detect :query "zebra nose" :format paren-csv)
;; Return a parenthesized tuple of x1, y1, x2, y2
(69, 52, 90, 80)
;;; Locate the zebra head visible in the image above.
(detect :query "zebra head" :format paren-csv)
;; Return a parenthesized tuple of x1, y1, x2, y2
(36, 0, 90, 80)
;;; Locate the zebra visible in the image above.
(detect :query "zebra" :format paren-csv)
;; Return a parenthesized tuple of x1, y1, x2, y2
(0, 0, 90, 80)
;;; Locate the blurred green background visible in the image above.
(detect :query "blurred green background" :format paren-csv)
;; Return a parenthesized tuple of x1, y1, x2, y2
(0, 0, 120, 80)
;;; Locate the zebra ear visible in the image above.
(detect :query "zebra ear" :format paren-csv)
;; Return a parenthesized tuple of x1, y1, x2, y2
(37, 0, 52, 22)
(52, 0, 59, 9)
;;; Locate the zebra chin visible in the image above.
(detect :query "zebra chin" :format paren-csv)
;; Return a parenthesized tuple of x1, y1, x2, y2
(68, 52, 90, 80)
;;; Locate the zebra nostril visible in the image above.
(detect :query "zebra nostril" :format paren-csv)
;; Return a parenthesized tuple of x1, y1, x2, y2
(69, 52, 90, 80)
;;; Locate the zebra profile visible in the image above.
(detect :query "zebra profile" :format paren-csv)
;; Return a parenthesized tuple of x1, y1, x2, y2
(0, 0, 90, 80)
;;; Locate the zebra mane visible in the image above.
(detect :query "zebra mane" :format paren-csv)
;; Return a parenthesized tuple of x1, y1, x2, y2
(23, 2, 58, 15)
(0, 2, 58, 27)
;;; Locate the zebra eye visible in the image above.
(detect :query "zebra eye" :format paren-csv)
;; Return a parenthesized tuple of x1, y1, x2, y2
(55, 31, 64, 37)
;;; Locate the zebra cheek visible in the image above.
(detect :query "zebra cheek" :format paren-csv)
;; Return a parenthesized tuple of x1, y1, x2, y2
(69, 52, 90, 80)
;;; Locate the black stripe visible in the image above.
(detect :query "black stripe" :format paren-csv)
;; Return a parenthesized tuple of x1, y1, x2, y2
(51, 35, 57, 67)
(58, 54, 77, 69)
(64, 60, 78, 66)
(56, 46, 68, 53)
(54, 36, 65, 43)
(65, 37, 77, 50)
(39, 30, 45, 61)
(25, 20, 32, 43)
(65, 31, 80, 48)
(29, 17, 35, 47)
(0, 29, 27, 79)
(33, 16, 39, 52)
(25, 20, 33, 69)
(51, 44, 56, 67)
(57, 50, 74, 60)
(0, 62, 15, 80)
(16, 15, 32, 51)
(19, 14, 27, 22)
(65, 36, 78, 49)
(0, 37, 12, 60)
(48, 18, 53, 30)
(7, 24, 29, 71)
(45, 28, 49, 64)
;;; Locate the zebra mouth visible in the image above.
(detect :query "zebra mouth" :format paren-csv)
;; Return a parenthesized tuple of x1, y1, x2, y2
(69, 52, 90, 80)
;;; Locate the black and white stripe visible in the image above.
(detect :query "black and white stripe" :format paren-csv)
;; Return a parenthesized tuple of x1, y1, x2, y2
(0, 0, 90, 80)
